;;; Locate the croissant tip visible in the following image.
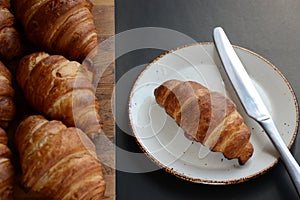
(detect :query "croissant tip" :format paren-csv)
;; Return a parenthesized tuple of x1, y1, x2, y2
(85, 127, 103, 139)
(88, 132, 100, 140)
(238, 159, 246, 165)
(237, 143, 254, 165)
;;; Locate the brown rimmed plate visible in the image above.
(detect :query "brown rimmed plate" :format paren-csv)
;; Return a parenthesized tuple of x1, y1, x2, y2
(128, 42, 299, 184)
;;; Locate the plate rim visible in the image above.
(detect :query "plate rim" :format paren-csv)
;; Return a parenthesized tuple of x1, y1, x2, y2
(128, 42, 299, 185)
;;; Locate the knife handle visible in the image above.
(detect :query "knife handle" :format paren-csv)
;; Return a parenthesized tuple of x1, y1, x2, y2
(259, 118, 300, 196)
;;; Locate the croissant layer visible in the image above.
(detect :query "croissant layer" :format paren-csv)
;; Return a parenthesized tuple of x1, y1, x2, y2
(17, 52, 102, 138)
(0, 61, 15, 128)
(0, 127, 14, 200)
(15, 115, 106, 200)
(15, 0, 98, 62)
(154, 80, 254, 165)
(0, 1, 23, 60)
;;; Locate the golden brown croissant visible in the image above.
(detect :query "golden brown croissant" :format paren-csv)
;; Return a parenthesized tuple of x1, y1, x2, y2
(16, 52, 102, 138)
(154, 79, 254, 165)
(14, 0, 98, 62)
(0, 61, 15, 128)
(15, 115, 106, 200)
(0, 0, 23, 60)
(0, 127, 14, 200)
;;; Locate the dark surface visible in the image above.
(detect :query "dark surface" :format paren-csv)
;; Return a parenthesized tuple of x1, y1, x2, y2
(115, 0, 300, 199)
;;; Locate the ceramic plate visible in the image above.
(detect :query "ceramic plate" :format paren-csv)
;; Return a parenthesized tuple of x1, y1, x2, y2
(128, 42, 299, 184)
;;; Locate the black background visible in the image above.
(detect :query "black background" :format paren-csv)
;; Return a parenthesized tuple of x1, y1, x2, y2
(115, 0, 300, 199)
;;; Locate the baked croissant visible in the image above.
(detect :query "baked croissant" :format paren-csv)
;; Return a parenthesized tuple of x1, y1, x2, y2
(0, 0, 23, 60)
(0, 61, 15, 128)
(15, 115, 106, 200)
(0, 127, 14, 200)
(16, 52, 102, 138)
(14, 0, 98, 62)
(154, 80, 254, 165)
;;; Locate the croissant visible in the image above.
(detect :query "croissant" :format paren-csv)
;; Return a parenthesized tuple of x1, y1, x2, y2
(154, 80, 254, 165)
(0, 0, 23, 60)
(0, 61, 15, 128)
(0, 127, 14, 200)
(14, 0, 98, 62)
(15, 115, 106, 199)
(16, 52, 102, 138)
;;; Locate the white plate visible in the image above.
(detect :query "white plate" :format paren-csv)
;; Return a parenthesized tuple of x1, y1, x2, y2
(128, 42, 299, 184)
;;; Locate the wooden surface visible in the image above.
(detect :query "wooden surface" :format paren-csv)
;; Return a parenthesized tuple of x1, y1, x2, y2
(93, 0, 115, 199)
(12, 0, 115, 199)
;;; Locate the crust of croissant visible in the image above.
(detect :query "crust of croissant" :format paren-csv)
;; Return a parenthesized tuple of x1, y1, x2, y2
(154, 80, 254, 165)
(35, 153, 105, 199)
(15, 0, 97, 61)
(0, 127, 14, 199)
(49, 5, 97, 61)
(0, 61, 15, 128)
(15, 117, 96, 183)
(0, 128, 8, 144)
(0, 2, 23, 60)
(0, 0, 10, 8)
(0, 7, 13, 29)
(17, 52, 102, 138)
(15, 115, 106, 200)
(15, 0, 92, 29)
(0, 158, 14, 199)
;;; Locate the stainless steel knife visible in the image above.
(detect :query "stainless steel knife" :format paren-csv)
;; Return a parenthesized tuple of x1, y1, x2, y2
(213, 27, 300, 196)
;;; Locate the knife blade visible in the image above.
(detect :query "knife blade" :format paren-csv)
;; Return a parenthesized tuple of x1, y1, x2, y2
(213, 27, 300, 196)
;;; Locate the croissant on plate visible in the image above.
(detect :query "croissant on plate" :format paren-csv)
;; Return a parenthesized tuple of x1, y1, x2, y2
(16, 52, 102, 138)
(0, 0, 23, 60)
(15, 115, 106, 200)
(154, 79, 254, 165)
(14, 0, 98, 62)
(0, 61, 15, 128)
(0, 127, 14, 200)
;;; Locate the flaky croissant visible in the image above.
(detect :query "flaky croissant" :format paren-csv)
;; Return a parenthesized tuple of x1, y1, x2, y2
(15, 115, 106, 200)
(154, 80, 254, 165)
(16, 52, 102, 138)
(14, 0, 98, 62)
(0, 0, 23, 60)
(0, 61, 15, 128)
(0, 127, 14, 200)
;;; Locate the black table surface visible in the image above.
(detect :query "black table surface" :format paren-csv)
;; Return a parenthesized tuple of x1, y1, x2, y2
(115, 0, 300, 199)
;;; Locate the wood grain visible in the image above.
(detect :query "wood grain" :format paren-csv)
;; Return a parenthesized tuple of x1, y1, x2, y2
(12, 0, 115, 199)
(94, 0, 115, 199)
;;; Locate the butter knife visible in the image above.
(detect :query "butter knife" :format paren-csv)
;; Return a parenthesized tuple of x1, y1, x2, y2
(213, 27, 300, 196)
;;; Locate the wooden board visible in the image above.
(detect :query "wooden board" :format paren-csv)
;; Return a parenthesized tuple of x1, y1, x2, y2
(93, 0, 115, 199)
(12, 0, 115, 199)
